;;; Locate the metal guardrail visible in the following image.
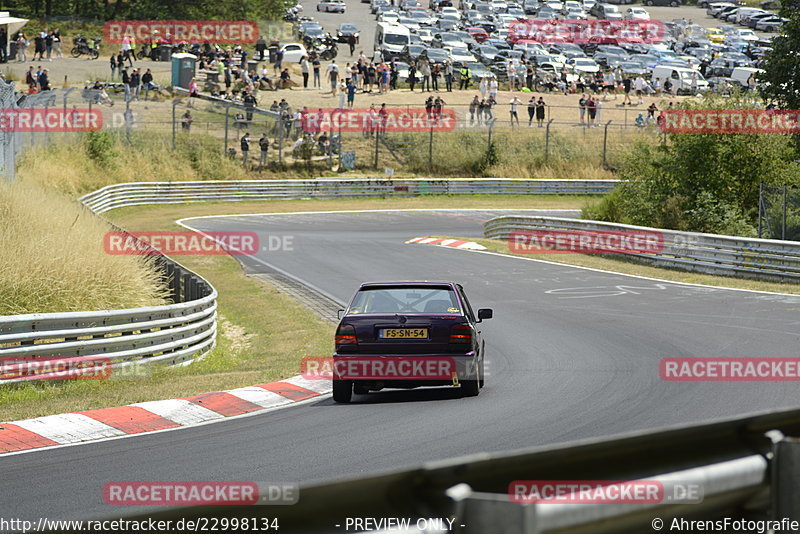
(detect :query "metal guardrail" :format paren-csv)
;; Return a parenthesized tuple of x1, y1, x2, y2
(79, 179, 621, 214)
(484, 215, 800, 283)
(120, 407, 800, 534)
(0, 225, 218, 385)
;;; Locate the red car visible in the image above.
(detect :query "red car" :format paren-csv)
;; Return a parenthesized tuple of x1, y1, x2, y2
(467, 27, 490, 43)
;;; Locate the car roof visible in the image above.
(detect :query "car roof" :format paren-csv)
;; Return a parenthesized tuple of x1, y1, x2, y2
(358, 281, 458, 288)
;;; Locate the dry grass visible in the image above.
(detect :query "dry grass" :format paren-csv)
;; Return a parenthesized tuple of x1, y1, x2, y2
(0, 180, 170, 315)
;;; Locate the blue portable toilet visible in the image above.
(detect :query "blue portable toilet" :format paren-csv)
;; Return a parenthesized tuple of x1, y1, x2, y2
(171, 52, 197, 90)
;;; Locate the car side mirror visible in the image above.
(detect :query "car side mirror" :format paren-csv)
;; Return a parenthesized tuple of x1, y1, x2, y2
(338, 309, 345, 319)
(477, 308, 493, 321)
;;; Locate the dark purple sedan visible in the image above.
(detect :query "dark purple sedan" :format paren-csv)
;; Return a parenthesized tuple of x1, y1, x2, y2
(332, 281, 492, 403)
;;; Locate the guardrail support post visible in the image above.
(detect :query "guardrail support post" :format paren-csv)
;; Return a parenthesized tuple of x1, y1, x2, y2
(224, 102, 230, 155)
(602, 120, 612, 167)
(544, 119, 553, 164)
(183, 273, 192, 302)
(773, 437, 800, 521)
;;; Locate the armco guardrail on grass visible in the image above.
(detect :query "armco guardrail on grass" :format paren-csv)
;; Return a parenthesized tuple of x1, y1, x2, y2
(0, 230, 217, 384)
(79, 179, 621, 214)
(485, 216, 800, 283)
(126, 407, 800, 533)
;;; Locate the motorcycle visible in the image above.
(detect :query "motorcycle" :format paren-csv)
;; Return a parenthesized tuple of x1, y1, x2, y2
(71, 36, 100, 59)
(306, 36, 338, 61)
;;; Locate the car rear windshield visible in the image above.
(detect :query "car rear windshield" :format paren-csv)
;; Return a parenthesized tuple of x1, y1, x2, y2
(348, 287, 461, 314)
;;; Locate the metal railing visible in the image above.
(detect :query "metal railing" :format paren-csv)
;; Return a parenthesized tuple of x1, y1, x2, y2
(79, 179, 621, 214)
(121, 407, 800, 533)
(0, 225, 218, 385)
(484, 215, 800, 283)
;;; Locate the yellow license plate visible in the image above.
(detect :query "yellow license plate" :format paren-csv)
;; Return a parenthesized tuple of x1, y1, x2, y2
(381, 328, 428, 339)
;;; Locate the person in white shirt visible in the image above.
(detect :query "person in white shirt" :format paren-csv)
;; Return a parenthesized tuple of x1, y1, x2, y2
(489, 77, 498, 99)
(300, 56, 310, 89)
(634, 75, 645, 105)
(509, 96, 521, 127)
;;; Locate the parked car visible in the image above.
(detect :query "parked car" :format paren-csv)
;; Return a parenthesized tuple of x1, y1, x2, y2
(317, 0, 347, 12)
(624, 6, 650, 19)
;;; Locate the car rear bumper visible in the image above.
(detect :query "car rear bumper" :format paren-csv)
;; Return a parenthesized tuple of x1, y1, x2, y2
(331, 351, 478, 386)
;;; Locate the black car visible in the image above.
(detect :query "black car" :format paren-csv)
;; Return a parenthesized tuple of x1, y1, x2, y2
(336, 23, 360, 43)
(400, 43, 427, 62)
(332, 281, 492, 403)
(420, 47, 451, 64)
(475, 44, 502, 64)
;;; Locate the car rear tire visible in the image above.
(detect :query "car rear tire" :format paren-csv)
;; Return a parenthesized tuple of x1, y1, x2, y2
(461, 362, 480, 397)
(333, 379, 353, 403)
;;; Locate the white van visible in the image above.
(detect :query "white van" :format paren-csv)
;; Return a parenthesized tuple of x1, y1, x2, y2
(730, 67, 763, 89)
(374, 22, 411, 58)
(652, 65, 709, 94)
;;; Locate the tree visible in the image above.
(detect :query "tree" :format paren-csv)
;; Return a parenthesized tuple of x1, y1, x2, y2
(758, 0, 800, 108)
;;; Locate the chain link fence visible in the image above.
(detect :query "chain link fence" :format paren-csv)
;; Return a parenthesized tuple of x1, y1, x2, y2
(758, 184, 800, 242)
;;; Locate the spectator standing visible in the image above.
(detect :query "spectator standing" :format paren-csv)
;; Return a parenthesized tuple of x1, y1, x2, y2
(527, 96, 535, 127)
(141, 68, 154, 100)
(244, 90, 257, 121)
(44, 30, 52, 60)
(110, 54, 117, 80)
(469, 95, 479, 126)
(408, 61, 417, 92)
(346, 79, 356, 108)
(431, 62, 440, 92)
(419, 60, 431, 92)
(17, 32, 28, 62)
(0, 30, 6, 63)
(130, 68, 141, 100)
(338, 81, 347, 108)
(33, 31, 44, 60)
(273, 48, 284, 75)
(259, 132, 270, 167)
(488, 76, 498, 100)
(586, 95, 596, 127)
(444, 60, 453, 92)
(485, 96, 495, 124)
(479, 76, 487, 98)
(578, 95, 586, 124)
(509, 96, 521, 127)
(477, 98, 486, 126)
(535, 96, 546, 127)
(121, 67, 131, 101)
(301, 56, 310, 89)
(312, 55, 321, 88)
(241, 132, 251, 166)
(255, 36, 267, 60)
(327, 61, 340, 94)
(634, 74, 645, 105)
(622, 75, 632, 105)
(348, 34, 356, 55)
(459, 64, 470, 90)
(51, 29, 62, 58)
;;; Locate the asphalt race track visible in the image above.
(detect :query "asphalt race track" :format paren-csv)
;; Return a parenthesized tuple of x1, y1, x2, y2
(4, 209, 800, 524)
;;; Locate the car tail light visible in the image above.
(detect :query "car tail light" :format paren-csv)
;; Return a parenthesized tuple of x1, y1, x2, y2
(449, 323, 472, 344)
(336, 324, 358, 345)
